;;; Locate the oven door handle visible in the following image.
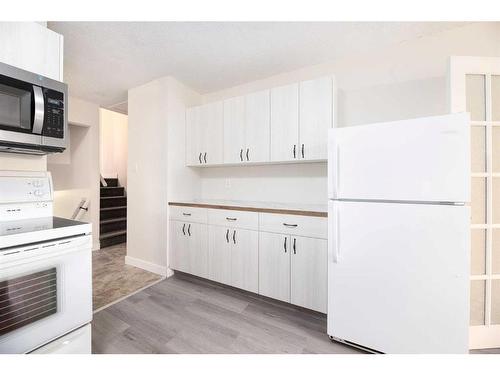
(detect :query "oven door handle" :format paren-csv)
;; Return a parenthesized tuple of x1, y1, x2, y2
(32, 85, 45, 135)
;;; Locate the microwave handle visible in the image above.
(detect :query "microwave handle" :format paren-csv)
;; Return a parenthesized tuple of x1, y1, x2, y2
(32, 85, 44, 134)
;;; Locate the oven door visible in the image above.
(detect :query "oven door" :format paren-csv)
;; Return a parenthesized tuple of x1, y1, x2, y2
(0, 235, 92, 354)
(0, 73, 45, 148)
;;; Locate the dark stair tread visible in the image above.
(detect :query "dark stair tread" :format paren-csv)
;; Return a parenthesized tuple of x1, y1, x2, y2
(100, 205, 127, 211)
(100, 217, 127, 224)
(100, 195, 127, 200)
(100, 229, 127, 240)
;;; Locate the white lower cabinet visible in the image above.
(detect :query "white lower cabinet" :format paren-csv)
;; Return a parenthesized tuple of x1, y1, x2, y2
(169, 220, 208, 278)
(230, 228, 259, 293)
(169, 206, 327, 313)
(208, 226, 232, 284)
(290, 236, 327, 313)
(259, 232, 327, 313)
(258, 232, 291, 302)
(208, 225, 258, 293)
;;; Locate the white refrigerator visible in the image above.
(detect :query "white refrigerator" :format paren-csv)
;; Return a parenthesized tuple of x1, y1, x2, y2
(327, 113, 471, 354)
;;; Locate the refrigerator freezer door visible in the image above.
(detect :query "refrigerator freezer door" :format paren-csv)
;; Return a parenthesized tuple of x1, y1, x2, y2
(330, 113, 470, 203)
(327, 200, 470, 353)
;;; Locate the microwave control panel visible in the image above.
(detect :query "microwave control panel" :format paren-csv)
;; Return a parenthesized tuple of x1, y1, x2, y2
(42, 88, 65, 139)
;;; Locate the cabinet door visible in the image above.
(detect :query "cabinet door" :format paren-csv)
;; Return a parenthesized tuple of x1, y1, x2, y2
(223, 96, 246, 164)
(169, 221, 190, 273)
(270, 83, 299, 162)
(187, 223, 209, 278)
(258, 232, 290, 302)
(202, 102, 224, 165)
(290, 236, 327, 313)
(186, 106, 202, 166)
(208, 226, 232, 284)
(230, 229, 259, 293)
(245, 90, 270, 162)
(299, 76, 333, 161)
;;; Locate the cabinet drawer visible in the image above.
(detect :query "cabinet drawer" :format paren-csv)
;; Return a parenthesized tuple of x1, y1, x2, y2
(259, 213, 327, 239)
(169, 205, 208, 224)
(208, 209, 259, 230)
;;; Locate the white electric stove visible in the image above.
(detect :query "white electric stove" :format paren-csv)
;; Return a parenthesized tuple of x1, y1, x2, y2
(0, 170, 92, 354)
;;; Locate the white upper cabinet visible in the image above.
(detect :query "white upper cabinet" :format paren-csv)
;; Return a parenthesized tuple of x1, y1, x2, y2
(0, 23, 63, 81)
(203, 102, 224, 165)
(187, 75, 334, 166)
(244, 90, 270, 163)
(186, 106, 201, 165)
(223, 96, 246, 163)
(270, 83, 299, 162)
(187, 102, 223, 166)
(299, 76, 334, 161)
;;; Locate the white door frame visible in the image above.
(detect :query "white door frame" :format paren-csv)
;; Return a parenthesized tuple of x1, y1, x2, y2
(448, 56, 500, 349)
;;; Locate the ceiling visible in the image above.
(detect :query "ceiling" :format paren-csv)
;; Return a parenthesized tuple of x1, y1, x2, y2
(48, 22, 468, 111)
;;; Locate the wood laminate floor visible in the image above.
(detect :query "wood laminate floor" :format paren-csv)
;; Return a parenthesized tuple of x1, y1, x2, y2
(92, 244, 162, 311)
(91, 273, 363, 354)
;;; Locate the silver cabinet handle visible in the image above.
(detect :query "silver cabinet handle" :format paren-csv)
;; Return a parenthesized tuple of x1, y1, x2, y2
(293, 144, 296, 159)
(182, 223, 186, 235)
(32, 85, 44, 135)
(246, 148, 249, 161)
(240, 149, 243, 162)
(226, 229, 229, 243)
(301, 144, 305, 159)
(198, 152, 202, 164)
(284, 236, 287, 253)
(204, 152, 207, 163)
(226, 217, 237, 221)
(283, 223, 298, 228)
(182, 213, 191, 216)
(293, 238, 296, 254)
(233, 230, 236, 244)
(187, 224, 191, 236)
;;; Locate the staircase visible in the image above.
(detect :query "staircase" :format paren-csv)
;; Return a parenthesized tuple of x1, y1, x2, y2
(100, 178, 127, 248)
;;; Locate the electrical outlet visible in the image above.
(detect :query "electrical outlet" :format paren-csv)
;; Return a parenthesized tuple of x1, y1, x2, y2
(225, 178, 231, 188)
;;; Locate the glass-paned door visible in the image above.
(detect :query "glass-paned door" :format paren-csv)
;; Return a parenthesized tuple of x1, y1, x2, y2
(457, 59, 500, 348)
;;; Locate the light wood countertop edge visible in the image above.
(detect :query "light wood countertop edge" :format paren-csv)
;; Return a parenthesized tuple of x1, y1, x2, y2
(168, 202, 327, 218)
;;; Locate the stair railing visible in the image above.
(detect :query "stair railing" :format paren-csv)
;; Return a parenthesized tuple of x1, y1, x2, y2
(72, 198, 89, 220)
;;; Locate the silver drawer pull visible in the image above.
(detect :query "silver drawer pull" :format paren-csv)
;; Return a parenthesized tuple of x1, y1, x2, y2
(226, 217, 237, 221)
(182, 213, 192, 216)
(283, 223, 298, 228)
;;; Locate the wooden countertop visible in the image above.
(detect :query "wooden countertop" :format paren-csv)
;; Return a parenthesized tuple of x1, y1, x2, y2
(168, 200, 328, 217)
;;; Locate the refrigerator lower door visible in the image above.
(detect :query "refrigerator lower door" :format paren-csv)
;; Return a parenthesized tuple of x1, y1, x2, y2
(327, 200, 470, 353)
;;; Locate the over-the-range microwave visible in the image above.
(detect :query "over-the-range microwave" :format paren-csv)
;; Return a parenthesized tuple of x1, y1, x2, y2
(0, 61, 67, 155)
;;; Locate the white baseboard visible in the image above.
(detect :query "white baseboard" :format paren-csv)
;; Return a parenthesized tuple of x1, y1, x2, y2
(125, 255, 167, 276)
(166, 268, 174, 278)
(92, 240, 100, 251)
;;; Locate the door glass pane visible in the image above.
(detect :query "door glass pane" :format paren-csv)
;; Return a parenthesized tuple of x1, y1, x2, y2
(0, 83, 31, 129)
(472, 126, 486, 173)
(470, 280, 486, 326)
(493, 229, 500, 274)
(471, 229, 486, 275)
(492, 280, 500, 325)
(493, 178, 500, 223)
(493, 127, 500, 173)
(466, 74, 486, 121)
(472, 177, 486, 224)
(492, 75, 500, 121)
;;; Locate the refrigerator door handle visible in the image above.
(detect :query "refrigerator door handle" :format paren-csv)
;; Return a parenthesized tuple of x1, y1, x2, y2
(329, 202, 340, 263)
(328, 132, 339, 199)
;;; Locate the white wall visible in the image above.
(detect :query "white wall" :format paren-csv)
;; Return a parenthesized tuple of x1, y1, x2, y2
(48, 97, 100, 250)
(127, 78, 170, 274)
(126, 76, 202, 275)
(99, 108, 128, 187)
(198, 22, 500, 205)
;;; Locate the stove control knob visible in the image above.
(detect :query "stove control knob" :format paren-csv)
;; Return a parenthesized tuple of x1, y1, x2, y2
(34, 189, 43, 197)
